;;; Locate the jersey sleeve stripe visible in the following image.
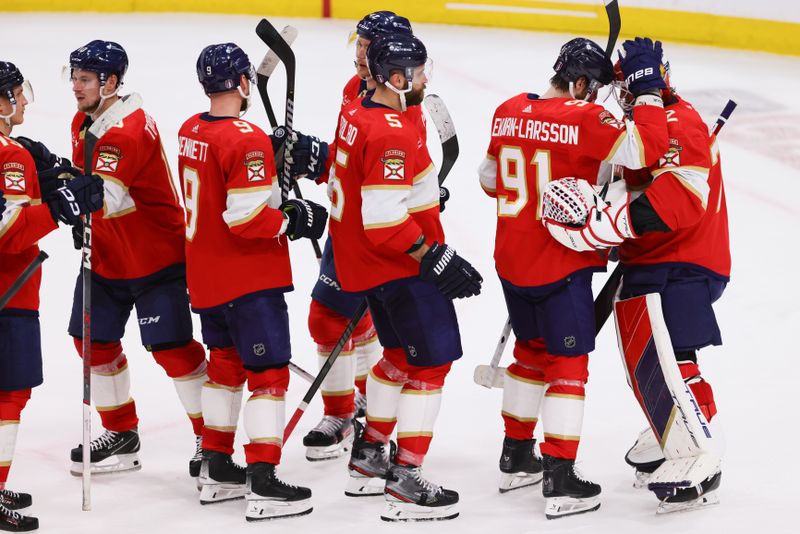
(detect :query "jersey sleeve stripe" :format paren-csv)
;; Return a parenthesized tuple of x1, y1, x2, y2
(0, 205, 22, 240)
(100, 174, 137, 218)
(478, 157, 497, 193)
(605, 122, 647, 169)
(223, 186, 272, 227)
(408, 165, 439, 211)
(652, 166, 711, 208)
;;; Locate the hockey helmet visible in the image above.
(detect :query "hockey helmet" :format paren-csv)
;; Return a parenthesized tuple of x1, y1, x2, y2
(196, 43, 255, 95)
(69, 40, 129, 86)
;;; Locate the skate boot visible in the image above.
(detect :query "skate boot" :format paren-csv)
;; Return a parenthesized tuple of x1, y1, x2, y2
(199, 450, 247, 504)
(0, 503, 38, 532)
(245, 463, 312, 522)
(0, 490, 31, 511)
(498, 437, 543, 493)
(625, 427, 665, 488)
(346, 420, 393, 497)
(354, 390, 367, 419)
(69, 428, 141, 476)
(302, 415, 354, 461)
(189, 435, 203, 490)
(542, 455, 601, 519)
(382, 462, 459, 522)
(653, 471, 721, 514)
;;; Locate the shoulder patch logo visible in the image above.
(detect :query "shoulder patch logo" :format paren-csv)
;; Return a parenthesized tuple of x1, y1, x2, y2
(598, 110, 624, 129)
(245, 150, 266, 182)
(2, 162, 26, 192)
(658, 138, 683, 168)
(96, 145, 122, 173)
(382, 149, 406, 181)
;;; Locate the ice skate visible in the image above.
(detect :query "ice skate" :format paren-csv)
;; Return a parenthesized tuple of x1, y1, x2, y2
(189, 435, 203, 490)
(498, 437, 543, 493)
(69, 428, 141, 476)
(381, 462, 459, 522)
(0, 503, 37, 532)
(244, 463, 312, 522)
(654, 471, 721, 515)
(354, 390, 367, 419)
(199, 450, 247, 504)
(0, 490, 31, 512)
(346, 420, 393, 497)
(625, 427, 665, 488)
(302, 415, 354, 461)
(542, 455, 601, 519)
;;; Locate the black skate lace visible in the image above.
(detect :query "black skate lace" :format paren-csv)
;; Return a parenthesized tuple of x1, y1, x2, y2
(355, 391, 367, 410)
(90, 430, 119, 451)
(313, 415, 347, 436)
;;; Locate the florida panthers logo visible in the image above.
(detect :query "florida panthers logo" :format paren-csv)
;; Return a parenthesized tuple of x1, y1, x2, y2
(96, 145, 122, 173)
(382, 149, 406, 181)
(2, 162, 25, 191)
(244, 150, 266, 182)
(658, 138, 683, 168)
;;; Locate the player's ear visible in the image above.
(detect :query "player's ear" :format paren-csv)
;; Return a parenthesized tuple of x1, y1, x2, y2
(575, 76, 588, 93)
(106, 74, 119, 92)
(389, 70, 406, 90)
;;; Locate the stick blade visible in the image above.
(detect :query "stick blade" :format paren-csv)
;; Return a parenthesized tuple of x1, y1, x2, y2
(256, 18, 295, 71)
(87, 93, 143, 141)
(473, 365, 506, 389)
(424, 94, 459, 184)
(257, 25, 298, 77)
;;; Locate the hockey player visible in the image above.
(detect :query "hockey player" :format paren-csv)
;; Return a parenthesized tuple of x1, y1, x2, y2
(478, 37, 670, 518)
(177, 43, 326, 520)
(1, 61, 103, 532)
(328, 32, 481, 522)
(65, 41, 208, 482)
(288, 11, 445, 462)
(543, 57, 728, 513)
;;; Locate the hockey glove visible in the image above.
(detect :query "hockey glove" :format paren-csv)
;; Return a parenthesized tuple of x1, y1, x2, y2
(542, 177, 635, 252)
(45, 174, 104, 225)
(280, 198, 327, 241)
(419, 242, 483, 299)
(38, 166, 83, 199)
(439, 186, 450, 212)
(0, 190, 5, 218)
(618, 37, 666, 97)
(15, 136, 72, 172)
(271, 126, 330, 181)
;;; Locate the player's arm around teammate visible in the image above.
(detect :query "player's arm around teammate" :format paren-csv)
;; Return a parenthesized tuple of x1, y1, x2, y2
(0, 60, 102, 532)
(177, 43, 326, 521)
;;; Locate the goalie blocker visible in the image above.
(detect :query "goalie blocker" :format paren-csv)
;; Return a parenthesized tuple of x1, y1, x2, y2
(614, 292, 721, 513)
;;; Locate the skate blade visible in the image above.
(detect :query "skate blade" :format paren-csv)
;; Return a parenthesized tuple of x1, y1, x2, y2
(344, 472, 385, 497)
(245, 497, 313, 521)
(305, 433, 354, 462)
(199, 482, 247, 504)
(381, 499, 459, 522)
(656, 491, 719, 515)
(499, 471, 543, 493)
(69, 453, 141, 476)
(545, 496, 601, 519)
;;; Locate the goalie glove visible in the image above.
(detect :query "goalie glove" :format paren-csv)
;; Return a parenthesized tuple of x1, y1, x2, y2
(542, 177, 636, 252)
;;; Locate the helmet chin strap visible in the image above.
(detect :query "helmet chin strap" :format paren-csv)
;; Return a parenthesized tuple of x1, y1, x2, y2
(97, 81, 120, 110)
(0, 104, 15, 127)
(237, 85, 251, 117)
(383, 79, 412, 112)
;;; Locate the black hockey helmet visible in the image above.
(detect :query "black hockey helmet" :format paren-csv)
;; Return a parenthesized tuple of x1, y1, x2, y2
(356, 11, 413, 41)
(0, 61, 24, 102)
(553, 38, 614, 87)
(69, 40, 129, 86)
(367, 32, 427, 85)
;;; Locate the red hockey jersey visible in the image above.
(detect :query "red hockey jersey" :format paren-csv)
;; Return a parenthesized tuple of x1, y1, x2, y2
(71, 108, 185, 280)
(619, 96, 730, 277)
(0, 135, 58, 312)
(479, 93, 669, 287)
(177, 113, 291, 309)
(328, 97, 428, 292)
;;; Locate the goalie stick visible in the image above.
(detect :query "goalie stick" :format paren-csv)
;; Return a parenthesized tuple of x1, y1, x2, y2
(255, 20, 323, 261)
(80, 93, 143, 511)
(283, 94, 461, 442)
(0, 251, 48, 311)
(474, 0, 623, 389)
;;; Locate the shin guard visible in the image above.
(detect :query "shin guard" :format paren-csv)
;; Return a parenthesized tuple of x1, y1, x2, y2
(75, 339, 138, 432)
(153, 340, 207, 436)
(243, 368, 288, 465)
(396, 363, 450, 466)
(202, 347, 245, 455)
(0, 390, 30, 488)
(364, 349, 406, 443)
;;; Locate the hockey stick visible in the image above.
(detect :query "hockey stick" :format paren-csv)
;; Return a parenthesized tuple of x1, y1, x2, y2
(603, 0, 622, 58)
(473, 1, 623, 389)
(284, 301, 369, 442)
(0, 251, 48, 311)
(256, 25, 298, 134)
(423, 94, 459, 186)
(255, 20, 323, 261)
(80, 93, 143, 511)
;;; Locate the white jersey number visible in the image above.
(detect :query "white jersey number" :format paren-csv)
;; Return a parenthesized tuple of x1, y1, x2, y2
(497, 147, 551, 219)
(183, 167, 199, 240)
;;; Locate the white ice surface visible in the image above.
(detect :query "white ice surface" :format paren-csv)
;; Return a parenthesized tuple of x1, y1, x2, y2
(2, 12, 799, 534)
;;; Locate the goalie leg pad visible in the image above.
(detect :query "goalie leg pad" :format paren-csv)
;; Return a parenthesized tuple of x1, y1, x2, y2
(614, 294, 719, 489)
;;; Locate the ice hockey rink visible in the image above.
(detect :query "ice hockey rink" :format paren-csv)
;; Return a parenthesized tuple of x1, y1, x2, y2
(2, 10, 799, 534)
